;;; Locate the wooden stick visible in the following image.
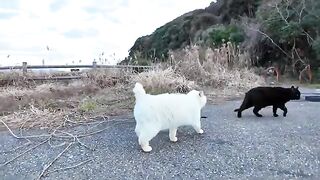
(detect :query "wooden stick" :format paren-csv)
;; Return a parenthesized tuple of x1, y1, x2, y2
(37, 142, 74, 180)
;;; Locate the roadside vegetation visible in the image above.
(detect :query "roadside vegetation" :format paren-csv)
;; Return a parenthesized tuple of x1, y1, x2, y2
(0, 44, 265, 130)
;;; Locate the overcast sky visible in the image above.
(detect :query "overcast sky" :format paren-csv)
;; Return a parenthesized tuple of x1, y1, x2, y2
(0, 0, 213, 66)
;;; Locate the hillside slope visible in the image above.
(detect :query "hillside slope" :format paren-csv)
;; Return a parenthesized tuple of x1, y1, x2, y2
(128, 0, 260, 61)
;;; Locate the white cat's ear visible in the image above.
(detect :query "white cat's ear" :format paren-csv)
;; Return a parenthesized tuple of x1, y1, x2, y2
(199, 91, 204, 97)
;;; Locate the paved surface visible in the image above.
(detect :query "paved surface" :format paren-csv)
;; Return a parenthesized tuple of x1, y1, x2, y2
(0, 97, 320, 179)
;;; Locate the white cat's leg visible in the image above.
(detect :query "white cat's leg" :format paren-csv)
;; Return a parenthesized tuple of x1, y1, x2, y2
(139, 140, 152, 152)
(138, 129, 158, 152)
(169, 128, 178, 142)
(192, 121, 204, 134)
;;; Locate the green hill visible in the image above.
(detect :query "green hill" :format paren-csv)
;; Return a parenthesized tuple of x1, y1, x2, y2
(125, 0, 320, 76)
(128, 0, 260, 61)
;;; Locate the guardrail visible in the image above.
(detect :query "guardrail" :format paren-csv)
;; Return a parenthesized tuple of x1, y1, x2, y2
(0, 61, 154, 74)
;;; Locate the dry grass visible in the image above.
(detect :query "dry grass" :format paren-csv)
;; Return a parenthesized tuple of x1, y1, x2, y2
(85, 68, 131, 88)
(130, 67, 197, 94)
(1, 105, 67, 130)
(0, 69, 133, 129)
(0, 43, 265, 130)
(0, 70, 77, 87)
(0, 81, 99, 113)
(170, 43, 265, 98)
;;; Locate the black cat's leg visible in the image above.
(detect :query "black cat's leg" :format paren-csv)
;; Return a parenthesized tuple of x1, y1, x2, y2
(279, 104, 288, 117)
(237, 100, 252, 118)
(253, 106, 263, 117)
(273, 105, 279, 117)
(237, 111, 242, 118)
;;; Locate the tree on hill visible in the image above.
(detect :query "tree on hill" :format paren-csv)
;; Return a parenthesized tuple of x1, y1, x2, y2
(128, 0, 261, 62)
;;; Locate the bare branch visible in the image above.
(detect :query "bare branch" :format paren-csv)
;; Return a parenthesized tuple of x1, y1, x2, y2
(55, 130, 95, 151)
(0, 138, 49, 168)
(285, 0, 290, 21)
(246, 26, 292, 59)
(299, 0, 306, 23)
(37, 142, 74, 180)
(1, 120, 30, 141)
(275, 3, 289, 25)
(47, 159, 93, 174)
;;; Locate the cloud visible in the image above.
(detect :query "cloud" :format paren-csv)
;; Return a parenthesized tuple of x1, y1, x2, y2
(0, 12, 18, 19)
(0, 0, 20, 10)
(49, 0, 67, 12)
(84, 6, 104, 14)
(0, 0, 213, 66)
(63, 28, 99, 39)
(83, 0, 128, 22)
(0, 40, 12, 51)
(84, 0, 128, 13)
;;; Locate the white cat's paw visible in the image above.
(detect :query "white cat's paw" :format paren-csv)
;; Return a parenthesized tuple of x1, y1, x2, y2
(141, 145, 152, 152)
(198, 129, 204, 134)
(170, 136, 178, 142)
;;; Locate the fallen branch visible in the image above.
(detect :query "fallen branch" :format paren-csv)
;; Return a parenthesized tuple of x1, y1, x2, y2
(1, 119, 52, 139)
(19, 118, 32, 137)
(76, 121, 123, 138)
(53, 121, 125, 139)
(47, 159, 93, 174)
(37, 142, 74, 180)
(54, 130, 94, 151)
(0, 138, 50, 168)
(0, 115, 128, 177)
(65, 115, 109, 125)
(48, 139, 67, 148)
(1, 120, 30, 141)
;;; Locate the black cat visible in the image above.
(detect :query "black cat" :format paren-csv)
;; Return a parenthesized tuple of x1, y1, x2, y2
(234, 86, 300, 118)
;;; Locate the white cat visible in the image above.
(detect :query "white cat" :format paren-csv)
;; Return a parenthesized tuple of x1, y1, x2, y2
(133, 82, 207, 152)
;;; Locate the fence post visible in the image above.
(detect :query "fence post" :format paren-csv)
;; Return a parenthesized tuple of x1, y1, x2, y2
(22, 62, 27, 75)
(92, 61, 97, 69)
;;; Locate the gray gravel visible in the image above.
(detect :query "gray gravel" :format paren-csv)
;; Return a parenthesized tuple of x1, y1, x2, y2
(0, 98, 320, 179)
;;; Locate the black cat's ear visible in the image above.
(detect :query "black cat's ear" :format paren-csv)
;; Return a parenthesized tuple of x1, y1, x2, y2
(296, 86, 299, 89)
(291, 85, 294, 89)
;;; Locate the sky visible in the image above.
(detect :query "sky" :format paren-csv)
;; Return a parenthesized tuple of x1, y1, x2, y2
(0, 0, 213, 66)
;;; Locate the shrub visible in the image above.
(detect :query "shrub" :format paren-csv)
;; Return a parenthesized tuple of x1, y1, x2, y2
(206, 24, 245, 46)
(169, 43, 264, 91)
(79, 97, 97, 113)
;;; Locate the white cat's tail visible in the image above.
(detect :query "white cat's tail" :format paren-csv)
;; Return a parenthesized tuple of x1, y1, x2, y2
(133, 82, 146, 98)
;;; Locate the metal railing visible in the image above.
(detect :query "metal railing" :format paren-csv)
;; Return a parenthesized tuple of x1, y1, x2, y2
(0, 61, 154, 73)
(0, 61, 154, 82)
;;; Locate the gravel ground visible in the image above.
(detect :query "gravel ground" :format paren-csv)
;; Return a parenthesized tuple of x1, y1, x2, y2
(0, 97, 320, 179)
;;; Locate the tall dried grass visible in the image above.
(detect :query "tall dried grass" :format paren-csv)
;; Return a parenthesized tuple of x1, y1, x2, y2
(84, 68, 131, 88)
(169, 43, 265, 92)
(130, 67, 196, 94)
